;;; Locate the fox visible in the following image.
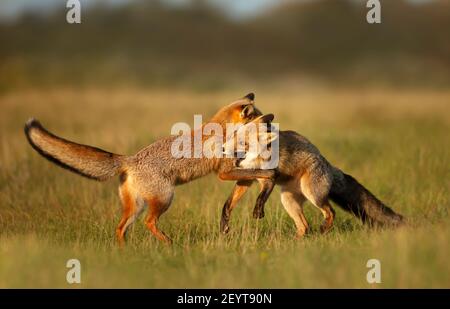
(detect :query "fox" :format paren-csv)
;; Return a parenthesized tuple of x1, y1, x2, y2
(220, 114, 278, 232)
(24, 93, 276, 245)
(224, 114, 278, 170)
(221, 113, 404, 237)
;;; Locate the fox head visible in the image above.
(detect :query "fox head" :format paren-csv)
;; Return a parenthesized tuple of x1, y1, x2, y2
(210, 93, 262, 126)
(222, 114, 278, 169)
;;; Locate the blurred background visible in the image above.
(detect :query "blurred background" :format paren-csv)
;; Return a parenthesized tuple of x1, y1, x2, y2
(0, 1, 449, 288)
(0, 0, 449, 92)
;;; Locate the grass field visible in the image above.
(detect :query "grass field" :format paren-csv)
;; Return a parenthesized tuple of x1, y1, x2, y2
(0, 88, 449, 288)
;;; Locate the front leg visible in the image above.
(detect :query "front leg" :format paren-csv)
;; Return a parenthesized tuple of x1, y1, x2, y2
(220, 180, 252, 234)
(218, 168, 276, 181)
(253, 178, 276, 219)
(219, 168, 277, 233)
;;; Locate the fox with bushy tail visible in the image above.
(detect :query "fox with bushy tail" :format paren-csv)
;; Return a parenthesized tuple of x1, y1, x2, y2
(221, 117, 404, 236)
(24, 93, 276, 245)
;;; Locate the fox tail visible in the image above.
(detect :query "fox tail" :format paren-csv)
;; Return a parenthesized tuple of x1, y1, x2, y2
(24, 118, 124, 181)
(329, 168, 404, 227)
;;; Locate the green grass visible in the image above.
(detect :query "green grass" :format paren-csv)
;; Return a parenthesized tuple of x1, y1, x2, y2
(0, 88, 449, 288)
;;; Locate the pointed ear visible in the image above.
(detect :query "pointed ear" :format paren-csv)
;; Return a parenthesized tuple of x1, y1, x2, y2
(240, 104, 255, 119)
(243, 92, 255, 101)
(267, 132, 278, 143)
(252, 113, 274, 124)
(260, 113, 274, 124)
(259, 131, 278, 144)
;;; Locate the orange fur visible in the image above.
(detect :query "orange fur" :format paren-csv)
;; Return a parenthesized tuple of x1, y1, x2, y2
(220, 181, 251, 234)
(117, 183, 136, 246)
(25, 93, 273, 244)
(145, 197, 172, 244)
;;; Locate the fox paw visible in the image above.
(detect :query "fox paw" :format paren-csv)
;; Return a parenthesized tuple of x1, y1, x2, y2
(320, 223, 333, 234)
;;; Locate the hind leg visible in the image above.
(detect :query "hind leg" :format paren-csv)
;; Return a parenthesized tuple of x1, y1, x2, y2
(117, 183, 145, 246)
(300, 173, 335, 234)
(318, 201, 335, 233)
(280, 185, 309, 238)
(144, 193, 174, 244)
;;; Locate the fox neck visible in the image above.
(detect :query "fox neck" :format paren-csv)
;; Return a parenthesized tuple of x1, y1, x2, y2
(173, 123, 234, 184)
(198, 122, 236, 170)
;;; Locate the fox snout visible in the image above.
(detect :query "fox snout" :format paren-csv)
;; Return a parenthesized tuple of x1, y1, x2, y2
(222, 145, 231, 156)
(234, 157, 244, 167)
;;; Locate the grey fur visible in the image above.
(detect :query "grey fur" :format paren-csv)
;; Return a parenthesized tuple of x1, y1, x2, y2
(276, 130, 404, 227)
(24, 95, 270, 243)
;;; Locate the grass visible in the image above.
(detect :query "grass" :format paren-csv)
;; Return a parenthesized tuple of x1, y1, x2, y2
(0, 87, 449, 288)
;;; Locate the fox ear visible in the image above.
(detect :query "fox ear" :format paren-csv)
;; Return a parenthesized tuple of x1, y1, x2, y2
(252, 113, 274, 124)
(243, 93, 255, 101)
(267, 132, 278, 143)
(259, 131, 278, 144)
(240, 104, 255, 119)
(261, 113, 274, 124)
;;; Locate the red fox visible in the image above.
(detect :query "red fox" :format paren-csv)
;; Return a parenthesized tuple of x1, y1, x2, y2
(24, 93, 275, 244)
(221, 114, 404, 237)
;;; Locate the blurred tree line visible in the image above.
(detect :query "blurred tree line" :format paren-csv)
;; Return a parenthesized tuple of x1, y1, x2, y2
(0, 0, 449, 91)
